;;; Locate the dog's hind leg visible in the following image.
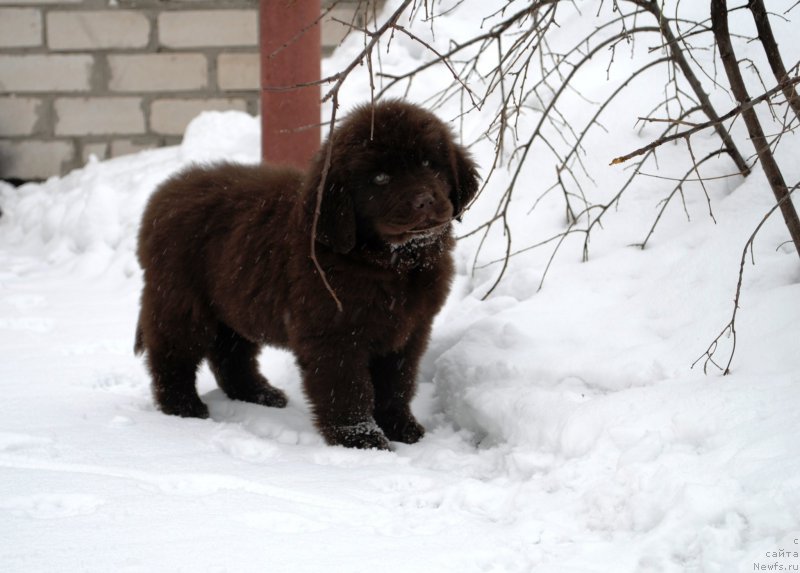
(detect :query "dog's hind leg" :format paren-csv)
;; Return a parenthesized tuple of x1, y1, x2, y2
(147, 344, 209, 419)
(207, 324, 288, 408)
(138, 289, 211, 419)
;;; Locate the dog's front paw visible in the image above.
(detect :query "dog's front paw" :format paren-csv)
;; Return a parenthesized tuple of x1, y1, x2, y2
(322, 420, 392, 451)
(376, 411, 425, 444)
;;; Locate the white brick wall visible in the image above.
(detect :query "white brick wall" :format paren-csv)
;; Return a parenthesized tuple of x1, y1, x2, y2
(108, 54, 208, 92)
(82, 142, 108, 163)
(0, 8, 42, 48)
(47, 11, 151, 51)
(0, 0, 375, 181)
(150, 98, 248, 135)
(0, 140, 74, 180)
(110, 139, 158, 158)
(0, 97, 42, 136)
(55, 97, 146, 136)
(159, 10, 257, 48)
(322, 6, 366, 48)
(0, 54, 93, 92)
(218, 53, 260, 91)
(0, 0, 82, 4)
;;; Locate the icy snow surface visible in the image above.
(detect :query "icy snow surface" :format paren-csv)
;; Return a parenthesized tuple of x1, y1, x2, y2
(2, 1, 799, 571)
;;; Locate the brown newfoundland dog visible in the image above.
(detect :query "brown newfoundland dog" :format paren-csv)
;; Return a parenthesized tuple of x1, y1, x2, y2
(134, 100, 479, 449)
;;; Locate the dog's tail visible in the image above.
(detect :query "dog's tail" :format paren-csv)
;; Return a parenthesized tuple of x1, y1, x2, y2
(133, 314, 144, 356)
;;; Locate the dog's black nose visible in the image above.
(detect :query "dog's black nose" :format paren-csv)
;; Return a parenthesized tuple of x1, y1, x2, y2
(413, 192, 435, 210)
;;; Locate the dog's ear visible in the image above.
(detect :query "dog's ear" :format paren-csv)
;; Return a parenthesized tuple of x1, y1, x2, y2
(447, 138, 480, 221)
(306, 150, 357, 254)
(318, 181, 356, 254)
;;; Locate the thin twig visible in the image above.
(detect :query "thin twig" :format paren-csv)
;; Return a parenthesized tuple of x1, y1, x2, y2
(310, 0, 415, 311)
(610, 76, 800, 165)
(693, 184, 799, 374)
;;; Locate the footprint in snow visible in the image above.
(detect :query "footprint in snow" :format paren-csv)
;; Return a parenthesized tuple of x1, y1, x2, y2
(1, 294, 46, 311)
(92, 373, 150, 400)
(0, 493, 104, 519)
(235, 511, 330, 533)
(0, 432, 54, 453)
(0, 317, 54, 333)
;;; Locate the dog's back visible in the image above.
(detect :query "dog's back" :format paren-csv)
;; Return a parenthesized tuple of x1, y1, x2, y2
(137, 162, 302, 273)
(135, 162, 303, 354)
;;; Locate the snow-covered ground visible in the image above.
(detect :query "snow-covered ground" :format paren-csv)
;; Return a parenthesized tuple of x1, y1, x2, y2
(2, 1, 799, 571)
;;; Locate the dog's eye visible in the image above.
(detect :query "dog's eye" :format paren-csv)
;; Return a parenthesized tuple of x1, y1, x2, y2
(373, 173, 391, 185)
(421, 159, 431, 167)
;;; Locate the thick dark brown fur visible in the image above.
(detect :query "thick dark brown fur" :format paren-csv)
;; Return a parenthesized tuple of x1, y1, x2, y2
(134, 100, 479, 449)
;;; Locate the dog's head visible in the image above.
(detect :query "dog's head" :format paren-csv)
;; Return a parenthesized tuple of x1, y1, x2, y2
(304, 100, 479, 254)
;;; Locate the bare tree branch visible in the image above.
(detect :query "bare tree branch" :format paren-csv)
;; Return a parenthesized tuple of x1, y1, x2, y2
(693, 184, 799, 375)
(711, 0, 800, 258)
(627, 0, 751, 175)
(610, 76, 800, 166)
(748, 0, 800, 121)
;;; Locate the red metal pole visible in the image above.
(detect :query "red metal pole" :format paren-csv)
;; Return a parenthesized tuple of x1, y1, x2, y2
(260, 0, 321, 169)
